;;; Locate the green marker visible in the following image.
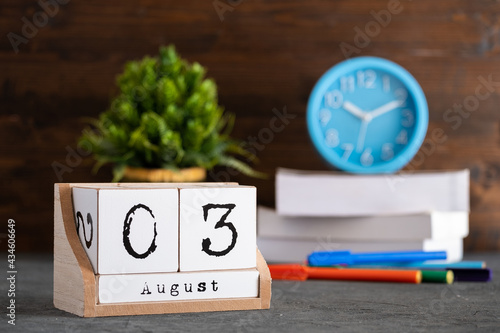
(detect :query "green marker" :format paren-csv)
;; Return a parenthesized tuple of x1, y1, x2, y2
(421, 270, 454, 284)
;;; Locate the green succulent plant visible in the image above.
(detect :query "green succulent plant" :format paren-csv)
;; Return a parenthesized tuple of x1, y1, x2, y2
(79, 45, 262, 181)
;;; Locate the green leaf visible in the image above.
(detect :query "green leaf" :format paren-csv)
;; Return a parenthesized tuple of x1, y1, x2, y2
(218, 156, 267, 179)
(112, 164, 126, 182)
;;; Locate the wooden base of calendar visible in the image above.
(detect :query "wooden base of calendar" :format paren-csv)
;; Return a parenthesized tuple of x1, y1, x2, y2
(53, 183, 272, 317)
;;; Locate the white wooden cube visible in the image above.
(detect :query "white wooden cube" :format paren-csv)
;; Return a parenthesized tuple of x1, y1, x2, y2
(72, 187, 179, 274)
(179, 186, 257, 272)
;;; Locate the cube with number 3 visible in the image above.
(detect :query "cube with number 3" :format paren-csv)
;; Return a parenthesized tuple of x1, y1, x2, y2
(179, 186, 257, 272)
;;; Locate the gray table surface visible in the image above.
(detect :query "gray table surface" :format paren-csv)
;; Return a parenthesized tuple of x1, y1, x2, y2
(1, 253, 499, 332)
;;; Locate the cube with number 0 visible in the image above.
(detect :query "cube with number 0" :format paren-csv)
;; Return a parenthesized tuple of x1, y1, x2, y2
(179, 186, 257, 272)
(72, 187, 179, 274)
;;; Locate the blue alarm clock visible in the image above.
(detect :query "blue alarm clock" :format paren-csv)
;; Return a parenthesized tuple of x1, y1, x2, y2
(307, 57, 428, 173)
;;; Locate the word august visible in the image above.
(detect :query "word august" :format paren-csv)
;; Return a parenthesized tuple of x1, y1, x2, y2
(141, 280, 219, 297)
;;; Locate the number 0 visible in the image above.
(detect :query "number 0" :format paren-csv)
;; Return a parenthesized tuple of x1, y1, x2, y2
(123, 204, 158, 259)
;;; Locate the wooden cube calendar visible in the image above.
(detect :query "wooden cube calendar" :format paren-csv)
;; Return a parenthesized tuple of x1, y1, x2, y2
(54, 183, 271, 317)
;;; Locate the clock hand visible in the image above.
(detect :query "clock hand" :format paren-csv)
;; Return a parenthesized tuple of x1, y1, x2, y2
(369, 100, 402, 119)
(343, 101, 368, 120)
(356, 119, 369, 153)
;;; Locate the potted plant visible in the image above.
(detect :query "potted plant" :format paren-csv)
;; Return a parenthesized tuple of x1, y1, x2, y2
(79, 45, 262, 182)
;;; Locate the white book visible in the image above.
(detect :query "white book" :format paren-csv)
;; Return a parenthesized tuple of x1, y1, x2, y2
(258, 206, 469, 241)
(276, 168, 469, 217)
(257, 236, 463, 263)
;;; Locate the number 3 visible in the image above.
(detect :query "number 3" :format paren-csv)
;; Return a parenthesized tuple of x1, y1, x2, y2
(202, 204, 238, 257)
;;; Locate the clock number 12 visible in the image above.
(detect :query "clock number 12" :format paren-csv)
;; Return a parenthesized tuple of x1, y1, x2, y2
(357, 70, 376, 89)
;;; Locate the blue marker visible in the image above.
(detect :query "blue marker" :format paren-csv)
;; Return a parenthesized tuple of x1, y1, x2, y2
(346, 261, 486, 270)
(308, 250, 447, 267)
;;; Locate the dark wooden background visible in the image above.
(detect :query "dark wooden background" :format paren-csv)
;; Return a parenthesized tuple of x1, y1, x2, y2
(2, 0, 500, 252)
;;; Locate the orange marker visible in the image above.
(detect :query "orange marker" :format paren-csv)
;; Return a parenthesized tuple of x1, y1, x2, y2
(269, 264, 422, 284)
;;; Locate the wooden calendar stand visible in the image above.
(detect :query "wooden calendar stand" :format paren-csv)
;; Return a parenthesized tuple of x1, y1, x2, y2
(53, 183, 272, 317)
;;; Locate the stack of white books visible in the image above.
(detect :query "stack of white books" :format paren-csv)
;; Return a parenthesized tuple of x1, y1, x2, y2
(257, 168, 470, 263)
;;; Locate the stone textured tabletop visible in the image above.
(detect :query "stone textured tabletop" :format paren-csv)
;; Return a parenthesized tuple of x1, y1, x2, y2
(3, 253, 499, 332)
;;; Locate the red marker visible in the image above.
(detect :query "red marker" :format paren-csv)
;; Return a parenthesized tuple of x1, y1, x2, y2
(269, 264, 422, 284)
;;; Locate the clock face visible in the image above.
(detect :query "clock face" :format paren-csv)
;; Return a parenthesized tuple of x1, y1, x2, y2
(307, 57, 428, 173)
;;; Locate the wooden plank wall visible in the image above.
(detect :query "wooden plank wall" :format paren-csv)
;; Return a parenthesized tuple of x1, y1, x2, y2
(2, 0, 500, 252)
